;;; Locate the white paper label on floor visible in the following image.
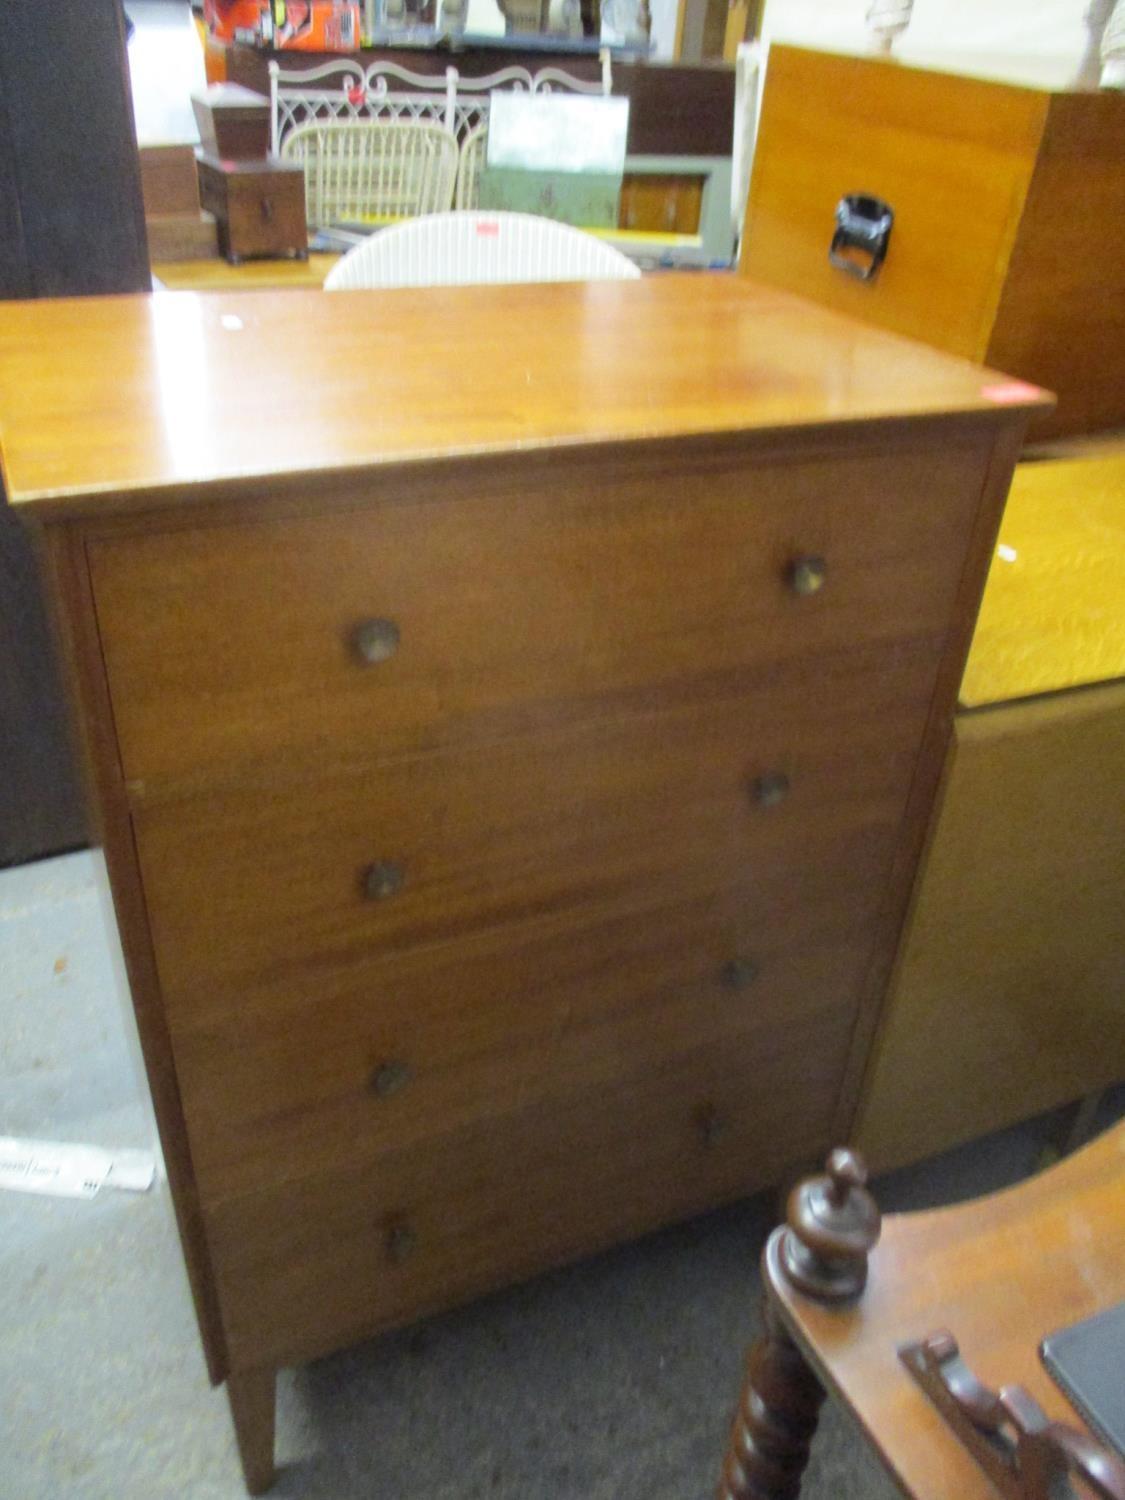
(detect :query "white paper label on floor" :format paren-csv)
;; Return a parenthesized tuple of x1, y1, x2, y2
(0, 1137, 156, 1199)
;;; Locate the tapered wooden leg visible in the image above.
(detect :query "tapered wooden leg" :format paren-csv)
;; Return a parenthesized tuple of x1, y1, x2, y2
(227, 1367, 277, 1495)
(718, 1298, 826, 1500)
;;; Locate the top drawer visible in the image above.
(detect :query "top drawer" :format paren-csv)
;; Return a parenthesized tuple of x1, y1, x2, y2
(88, 440, 989, 787)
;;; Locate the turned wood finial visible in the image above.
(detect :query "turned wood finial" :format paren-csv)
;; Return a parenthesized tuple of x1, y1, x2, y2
(778, 1148, 881, 1301)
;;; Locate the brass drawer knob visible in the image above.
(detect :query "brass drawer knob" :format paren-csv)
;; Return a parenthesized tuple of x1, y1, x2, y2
(788, 555, 827, 596)
(752, 771, 790, 808)
(721, 957, 760, 990)
(370, 1059, 412, 1098)
(364, 861, 405, 901)
(386, 1223, 417, 1264)
(696, 1105, 729, 1148)
(352, 618, 400, 664)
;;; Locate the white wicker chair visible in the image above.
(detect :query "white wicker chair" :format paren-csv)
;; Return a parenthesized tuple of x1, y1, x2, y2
(323, 210, 641, 290)
(280, 120, 458, 230)
(454, 124, 488, 212)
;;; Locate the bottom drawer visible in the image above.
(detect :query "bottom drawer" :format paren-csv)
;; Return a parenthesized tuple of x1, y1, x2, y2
(204, 1012, 852, 1368)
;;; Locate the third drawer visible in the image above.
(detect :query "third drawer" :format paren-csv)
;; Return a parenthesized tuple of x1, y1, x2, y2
(172, 890, 879, 1204)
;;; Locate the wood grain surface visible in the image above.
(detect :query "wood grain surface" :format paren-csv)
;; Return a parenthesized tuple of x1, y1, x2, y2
(86, 437, 991, 789)
(173, 909, 876, 1203)
(855, 681, 1125, 1173)
(155, 253, 336, 290)
(778, 1123, 1125, 1500)
(960, 446, 1125, 708)
(739, 45, 1122, 438)
(134, 650, 930, 1006)
(987, 90, 1125, 439)
(206, 1014, 856, 1370)
(739, 46, 1047, 361)
(0, 277, 1048, 514)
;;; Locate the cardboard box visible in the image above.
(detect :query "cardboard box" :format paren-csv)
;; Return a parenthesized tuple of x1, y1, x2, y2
(203, 0, 269, 44)
(203, 1, 360, 51)
(273, 2, 361, 50)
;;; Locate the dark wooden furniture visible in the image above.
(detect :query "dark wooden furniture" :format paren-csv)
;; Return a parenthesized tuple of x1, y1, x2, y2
(719, 1125, 1125, 1500)
(741, 45, 1125, 439)
(195, 153, 308, 264)
(0, 0, 148, 866)
(0, 276, 1046, 1491)
(192, 83, 272, 160)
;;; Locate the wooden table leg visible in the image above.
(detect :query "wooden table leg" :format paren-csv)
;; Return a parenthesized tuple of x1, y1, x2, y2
(227, 1367, 277, 1495)
(718, 1149, 883, 1500)
(718, 1296, 826, 1500)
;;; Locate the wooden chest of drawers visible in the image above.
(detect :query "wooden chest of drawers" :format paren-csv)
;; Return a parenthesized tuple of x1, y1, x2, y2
(0, 276, 1046, 1491)
(740, 45, 1125, 439)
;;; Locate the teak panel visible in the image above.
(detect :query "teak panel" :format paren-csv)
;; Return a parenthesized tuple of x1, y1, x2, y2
(88, 439, 992, 788)
(173, 903, 877, 1203)
(739, 46, 1046, 361)
(134, 648, 934, 1010)
(987, 92, 1125, 438)
(0, 277, 1047, 514)
(204, 1012, 855, 1370)
(855, 682, 1125, 1173)
(960, 444, 1125, 708)
(739, 45, 1123, 437)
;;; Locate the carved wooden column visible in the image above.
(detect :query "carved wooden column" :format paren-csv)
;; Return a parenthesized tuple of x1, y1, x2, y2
(718, 1149, 881, 1500)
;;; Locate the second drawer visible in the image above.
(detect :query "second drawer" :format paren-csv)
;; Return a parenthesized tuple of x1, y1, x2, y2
(137, 646, 932, 1016)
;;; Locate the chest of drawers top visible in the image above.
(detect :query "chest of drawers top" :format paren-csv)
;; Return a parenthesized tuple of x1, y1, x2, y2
(0, 276, 1047, 518)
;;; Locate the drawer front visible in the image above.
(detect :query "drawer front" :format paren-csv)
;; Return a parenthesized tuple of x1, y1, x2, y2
(203, 1012, 853, 1369)
(224, 181, 307, 256)
(136, 645, 934, 1014)
(88, 439, 990, 787)
(173, 891, 877, 1202)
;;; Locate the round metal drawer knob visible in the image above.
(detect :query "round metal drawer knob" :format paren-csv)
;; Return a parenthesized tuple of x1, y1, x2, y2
(370, 1059, 412, 1098)
(721, 957, 761, 990)
(386, 1223, 417, 1264)
(788, 555, 827, 597)
(352, 617, 400, 664)
(364, 861, 406, 901)
(752, 771, 791, 809)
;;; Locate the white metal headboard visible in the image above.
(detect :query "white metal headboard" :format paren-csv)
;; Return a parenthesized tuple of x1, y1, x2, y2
(268, 53, 613, 154)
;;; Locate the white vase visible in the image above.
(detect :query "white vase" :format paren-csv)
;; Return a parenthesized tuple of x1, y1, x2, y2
(865, 0, 913, 55)
(1102, 0, 1125, 87)
(1076, 0, 1114, 86)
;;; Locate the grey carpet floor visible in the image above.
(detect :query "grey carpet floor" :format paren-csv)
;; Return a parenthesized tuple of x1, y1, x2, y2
(2, 851, 1119, 1500)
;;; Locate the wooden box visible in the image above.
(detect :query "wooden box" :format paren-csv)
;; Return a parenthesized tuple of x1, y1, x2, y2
(740, 46, 1125, 439)
(195, 151, 307, 263)
(0, 278, 1045, 1491)
(192, 83, 271, 160)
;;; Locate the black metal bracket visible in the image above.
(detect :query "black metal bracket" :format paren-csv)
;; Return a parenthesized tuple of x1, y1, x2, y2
(829, 193, 894, 282)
